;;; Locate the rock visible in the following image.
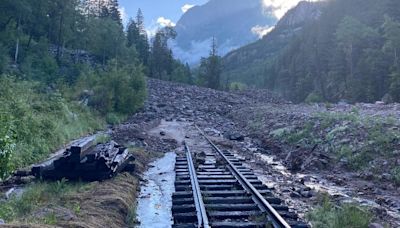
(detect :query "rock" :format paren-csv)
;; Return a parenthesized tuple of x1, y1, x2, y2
(360, 171, 374, 180)
(0, 219, 4, 224)
(225, 132, 245, 141)
(381, 173, 392, 181)
(5, 187, 24, 200)
(300, 190, 313, 198)
(369, 223, 384, 228)
(160, 131, 166, 136)
(290, 191, 302, 198)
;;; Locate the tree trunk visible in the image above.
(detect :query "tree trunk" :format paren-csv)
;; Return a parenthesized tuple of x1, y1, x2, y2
(14, 16, 21, 64)
(57, 8, 65, 61)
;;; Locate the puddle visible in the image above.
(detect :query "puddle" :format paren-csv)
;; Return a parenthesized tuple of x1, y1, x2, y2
(252, 152, 400, 225)
(149, 120, 188, 144)
(136, 152, 176, 228)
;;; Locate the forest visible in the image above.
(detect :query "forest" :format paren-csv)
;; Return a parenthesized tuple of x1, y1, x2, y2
(0, 0, 200, 178)
(262, 0, 400, 103)
(220, 0, 400, 103)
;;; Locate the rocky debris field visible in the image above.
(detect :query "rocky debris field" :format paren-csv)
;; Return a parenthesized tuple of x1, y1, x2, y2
(2, 78, 400, 227)
(121, 78, 400, 226)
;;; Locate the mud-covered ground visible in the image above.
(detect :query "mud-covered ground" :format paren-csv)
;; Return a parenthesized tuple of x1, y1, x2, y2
(2, 78, 400, 227)
(130, 78, 400, 226)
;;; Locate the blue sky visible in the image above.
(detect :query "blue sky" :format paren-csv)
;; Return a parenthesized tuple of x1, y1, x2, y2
(119, 0, 209, 30)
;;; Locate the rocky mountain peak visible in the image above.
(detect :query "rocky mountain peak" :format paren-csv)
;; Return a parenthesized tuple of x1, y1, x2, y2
(276, 1, 325, 29)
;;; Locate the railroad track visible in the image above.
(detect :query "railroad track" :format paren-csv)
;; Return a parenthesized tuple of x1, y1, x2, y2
(172, 125, 308, 228)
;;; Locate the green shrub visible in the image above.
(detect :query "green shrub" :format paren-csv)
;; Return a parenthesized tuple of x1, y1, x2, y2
(105, 113, 125, 125)
(0, 44, 10, 74)
(85, 60, 146, 116)
(229, 82, 248, 91)
(305, 92, 324, 103)
(0, 110, 16, 179)
(307, 196, 372, 228)
(392, 167, 400, 185)
(95, 134, 111, 144)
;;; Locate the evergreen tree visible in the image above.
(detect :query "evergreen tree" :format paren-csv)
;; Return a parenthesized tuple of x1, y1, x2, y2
(149, 27, 176, 80)
(107, 0, 122, 25)
(199, 37, 222, 90)
(126, 9, 149, 65)
(135, 9, 149, 65)
(127, 19, 140, 48)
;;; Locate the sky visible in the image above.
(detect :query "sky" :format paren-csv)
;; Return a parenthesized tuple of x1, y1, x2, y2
(118, 0, 320, 34)
(119, 0, 208, 32)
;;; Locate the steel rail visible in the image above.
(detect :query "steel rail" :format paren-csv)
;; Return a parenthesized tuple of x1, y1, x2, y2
(184, 141, 211, 228)
(195, 125, 292, 228)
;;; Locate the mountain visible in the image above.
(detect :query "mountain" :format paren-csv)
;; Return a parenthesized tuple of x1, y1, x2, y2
(171, 0, 276, 65)
(221, 1, 325, 87)
(222, 0, 400, 104)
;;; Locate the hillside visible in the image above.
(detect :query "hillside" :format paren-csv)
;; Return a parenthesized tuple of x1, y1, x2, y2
(172, 0, 276, 65)
(222, 1, 326, 87)
(222, 0, 400, 104)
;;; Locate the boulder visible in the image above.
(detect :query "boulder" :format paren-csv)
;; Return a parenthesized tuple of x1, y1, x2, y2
(224, 131, 245, 141)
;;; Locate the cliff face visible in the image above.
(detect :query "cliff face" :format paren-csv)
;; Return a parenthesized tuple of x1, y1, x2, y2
(276, 1, 323, 29)
(171, 0, 276, 65)
(221, 1, 326, 86)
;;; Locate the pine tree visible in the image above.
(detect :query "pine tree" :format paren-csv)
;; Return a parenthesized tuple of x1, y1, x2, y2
(136, 9, 145, 34)
(108, 0, 122, 25)
(127, 19, 140, 48)
(149, 27, 176, 79)
(136, 9, 149, 65)
(199, 37, 222, 89)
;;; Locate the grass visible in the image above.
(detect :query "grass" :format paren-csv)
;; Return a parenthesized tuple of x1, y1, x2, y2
(391, 167, 400, 185)
(307, 195, 372, 228)
(125, 204, 137, 227)
(95, 133, 112, 144)
(0, 179, 91, 223)
(0, 76, 106, 178)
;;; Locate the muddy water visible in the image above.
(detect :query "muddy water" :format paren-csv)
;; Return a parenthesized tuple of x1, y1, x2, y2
(136, 152, 176, 228)
(137, 120, 189, 228)
(251, 152, 400, 225)
(148, 120, 188, 144)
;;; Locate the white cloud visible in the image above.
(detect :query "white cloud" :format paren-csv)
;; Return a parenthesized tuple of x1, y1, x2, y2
(157, 17, 176, 27)
(251, 25, 275, 38)
(262, 0, 320, 19)
(181, 4, 195, 13)
(170, 38, 239, 65)
(118, 7, 128, 26)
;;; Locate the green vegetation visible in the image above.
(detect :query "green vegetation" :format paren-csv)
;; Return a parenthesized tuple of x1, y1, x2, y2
(0, 76, 104, 177)
(0, 0, 151, 178)
(126, 204, 138, 227)
(0, 112, 16, 179)
(307, 195, 372, 228)
(148, 26, 193, 84)
(223, 0, 400, 103)
(197, 37, 222, 90)
(95, 134, 112, 145)
(229, 82, 248, 91)
(0, 179, 91, 223)
(391, 167, 400, 185)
